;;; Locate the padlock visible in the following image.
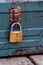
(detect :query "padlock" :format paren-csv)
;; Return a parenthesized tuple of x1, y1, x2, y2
(10, 23, 22, 43)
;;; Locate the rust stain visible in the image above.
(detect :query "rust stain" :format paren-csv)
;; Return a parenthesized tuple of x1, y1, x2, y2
(11, 46, 43, 56)
(13, 48, 43, 56)
(10, 6, 21, 24)
(20, 46, 32, 48)
(4, 31, 8, 35)
(13, 49, 28, 56)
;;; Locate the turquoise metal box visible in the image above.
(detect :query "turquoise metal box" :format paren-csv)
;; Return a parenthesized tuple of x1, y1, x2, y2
(0, 1, 43, 57)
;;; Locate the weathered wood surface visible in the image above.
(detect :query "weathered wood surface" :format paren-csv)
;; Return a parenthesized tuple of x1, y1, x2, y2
(30, 55, 43, 65)
(0, 57, 34, 65)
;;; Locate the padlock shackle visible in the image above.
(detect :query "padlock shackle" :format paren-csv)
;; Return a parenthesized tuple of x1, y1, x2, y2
(11, 22, 22, 31)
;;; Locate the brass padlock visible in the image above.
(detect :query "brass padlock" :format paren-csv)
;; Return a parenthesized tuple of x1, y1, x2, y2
(10, 23, 22, 43)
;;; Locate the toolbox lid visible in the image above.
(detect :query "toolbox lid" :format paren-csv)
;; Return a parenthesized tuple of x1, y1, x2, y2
(0, 1, 43, 12)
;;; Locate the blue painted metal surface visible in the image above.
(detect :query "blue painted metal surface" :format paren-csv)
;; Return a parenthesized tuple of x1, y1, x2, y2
(0, 2, 43, 56)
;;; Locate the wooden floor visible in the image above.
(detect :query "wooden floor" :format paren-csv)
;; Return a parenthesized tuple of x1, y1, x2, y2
(0, 55, 43, 65)
(29, 55, 43, 65)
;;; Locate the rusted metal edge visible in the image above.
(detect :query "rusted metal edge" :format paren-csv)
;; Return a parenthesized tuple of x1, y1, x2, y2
(13, 50, 43, 56)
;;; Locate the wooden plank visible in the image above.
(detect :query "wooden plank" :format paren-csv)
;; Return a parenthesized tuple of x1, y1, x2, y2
(0, 59, 10, 65)
(7, 57, 34, 65)
(0, 57, 34, 65)
(30, 55, 43, 65)
(8, 57, 34, 65)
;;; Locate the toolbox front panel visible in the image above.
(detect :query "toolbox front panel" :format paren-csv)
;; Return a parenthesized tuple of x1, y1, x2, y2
(0, 2, 43, 56)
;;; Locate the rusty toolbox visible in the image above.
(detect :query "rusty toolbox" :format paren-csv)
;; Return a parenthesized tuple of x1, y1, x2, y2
(0, 0, 43, 56)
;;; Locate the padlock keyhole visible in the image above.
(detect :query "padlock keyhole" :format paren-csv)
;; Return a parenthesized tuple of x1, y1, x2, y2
(13, 24, 20, 31)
